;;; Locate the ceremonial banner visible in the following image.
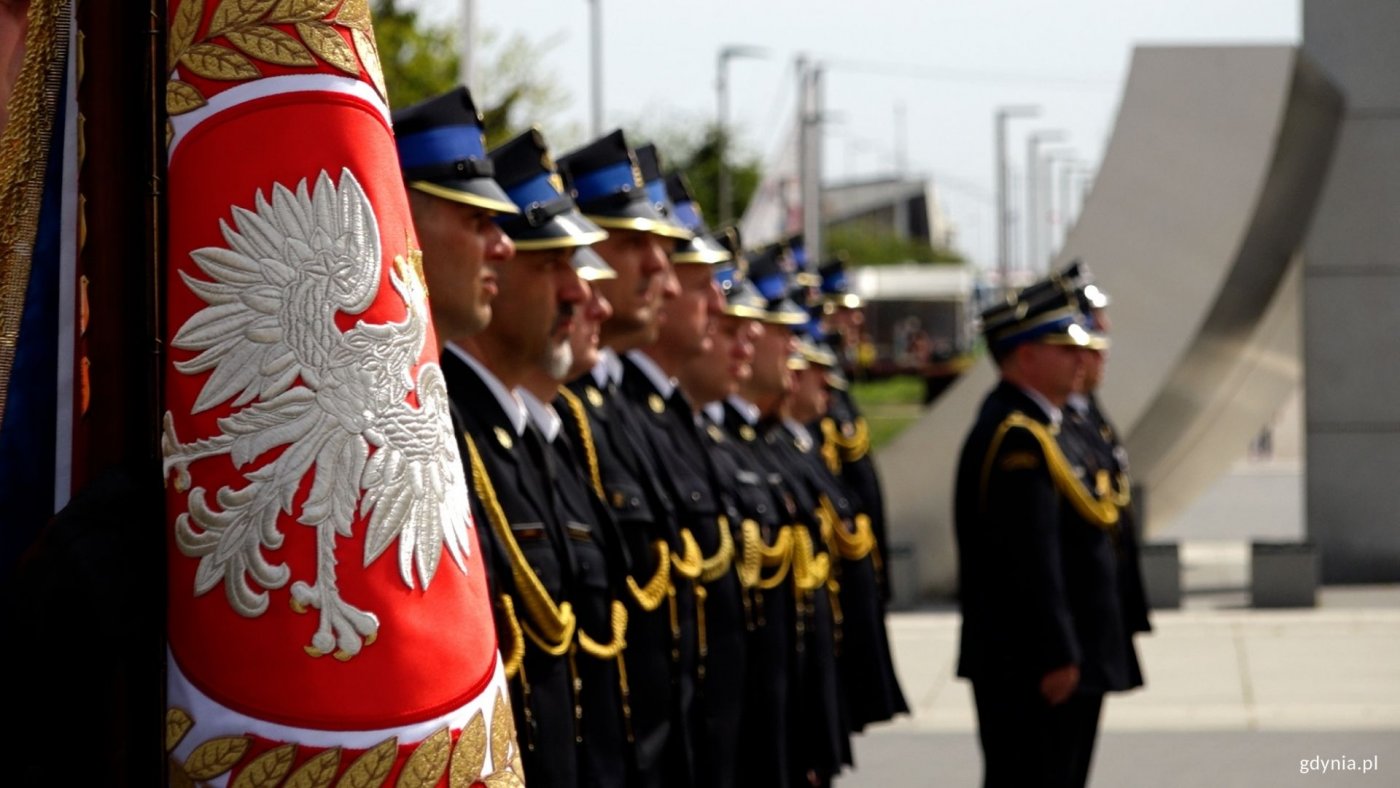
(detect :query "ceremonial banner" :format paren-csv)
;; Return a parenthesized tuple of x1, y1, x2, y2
(162, 2, 516, 784)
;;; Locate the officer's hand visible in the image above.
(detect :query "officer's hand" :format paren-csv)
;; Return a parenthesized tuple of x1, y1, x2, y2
(1040, 664, 1080, 706)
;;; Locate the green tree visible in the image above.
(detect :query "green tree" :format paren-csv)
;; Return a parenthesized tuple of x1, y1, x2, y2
(825, 224, 963, 267)
(371, 0, 458, 110)
(630, 119, 762, 228)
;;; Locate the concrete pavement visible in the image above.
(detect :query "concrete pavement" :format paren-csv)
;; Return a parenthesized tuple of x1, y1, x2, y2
(834, 554, 1400, 786)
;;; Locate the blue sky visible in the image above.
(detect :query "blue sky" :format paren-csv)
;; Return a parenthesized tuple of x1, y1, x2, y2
(412, 0, 1300, 265)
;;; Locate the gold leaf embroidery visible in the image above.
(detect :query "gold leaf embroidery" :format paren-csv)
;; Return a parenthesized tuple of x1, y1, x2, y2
(335, 0, 372, 31)
(180, 43, 260, 80)
(225, 26, 316, 67)
(184, 736, 252, 780)
(268, 0, 341, 23)
(298, 21, 359, 75)
(449, 711, 487, 787)
(208, 0, 279, 37)
(165, 707, 194, 752)
(350, 28, 386, 100)
(484, 774, 526, 788)
(334, 736, 398, 788)
(167, 80, 208, 115)
(283, 748, 343, 788)
(169, 757, 196, 788)
(231, 744, 297, 788)
(396, 727, 451, 788)
(169, 0, 206, 71)
(489, 690, 512, 774)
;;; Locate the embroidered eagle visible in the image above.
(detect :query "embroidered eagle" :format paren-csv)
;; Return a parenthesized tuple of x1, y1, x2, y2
(162, 168, 471, 660)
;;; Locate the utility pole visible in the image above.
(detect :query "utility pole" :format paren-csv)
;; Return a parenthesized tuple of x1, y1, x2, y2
(798, 59, 824, 269)
(588, 0, 602, 136)
(1025, 128, 1065, 274)
(716, 45, 766, 225)
(458, 0, 475, 89)
(994, 105, 1038, 294)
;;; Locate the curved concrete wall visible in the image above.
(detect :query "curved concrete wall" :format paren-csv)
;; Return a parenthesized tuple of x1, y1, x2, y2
(881, 46, 1341, 597)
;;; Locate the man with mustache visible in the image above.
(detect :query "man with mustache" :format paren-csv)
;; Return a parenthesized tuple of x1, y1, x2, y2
(557, 130, 699, 788)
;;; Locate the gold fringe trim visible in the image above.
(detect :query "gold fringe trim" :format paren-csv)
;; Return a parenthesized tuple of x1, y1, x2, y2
(0, 0, 69, 427)
(980, 411, 1120, 529)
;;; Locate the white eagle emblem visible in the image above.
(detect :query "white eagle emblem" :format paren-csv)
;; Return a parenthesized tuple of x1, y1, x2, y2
(162, 168, 471, 661)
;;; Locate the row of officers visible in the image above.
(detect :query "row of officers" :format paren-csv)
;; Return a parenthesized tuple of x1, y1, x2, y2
(393, 86, 908, 787)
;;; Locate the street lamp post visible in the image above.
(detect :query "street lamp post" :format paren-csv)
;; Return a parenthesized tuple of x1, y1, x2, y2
(995, 105, 1038, 295)
(1025, 128, 1065, 275)
(716, 45, 767, 226)
(1040, 146, 1076, 269)
(588, 0, 602, 136)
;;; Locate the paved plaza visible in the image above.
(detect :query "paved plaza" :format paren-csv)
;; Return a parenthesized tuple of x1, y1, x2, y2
(836, 549, 1400, 786)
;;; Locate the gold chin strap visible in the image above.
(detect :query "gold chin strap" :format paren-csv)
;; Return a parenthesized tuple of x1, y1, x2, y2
(464, 433, 577, 654)
(557, 385, 606, 499)
(979, 411, 1120, 529)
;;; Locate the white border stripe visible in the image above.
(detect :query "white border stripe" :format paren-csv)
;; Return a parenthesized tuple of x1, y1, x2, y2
(168, 74, 391, 160)
(168, 648, 509, 786)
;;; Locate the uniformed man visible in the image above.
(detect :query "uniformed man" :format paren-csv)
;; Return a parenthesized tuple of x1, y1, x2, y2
(787, 320, 909, 735)
(557, 130, 699, 788)
(731, 244, 849, 786)
(673, 235, 804, 788)
(814, 255, 894, 599)
(619, 157, 748, 787)
(490, 126, 640, 787)
(1058, 261, 1152, 666)
(953, 275, 1142, 788)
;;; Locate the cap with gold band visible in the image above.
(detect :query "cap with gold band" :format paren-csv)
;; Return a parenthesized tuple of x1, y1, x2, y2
(666, 171, 733, 265)
(818, 251, 863, 311)
(1058, 258, 1111, 347)
(784, 234, 824, 288)
(392, 86, 519, 214)
(633, 144, 696, 241)
(746, 243, 809, 326)
(489, 127, 608, 251)
(573, 246, 617, 281)
(558, 130, 693, 239)
(981, 275, 1098, 356)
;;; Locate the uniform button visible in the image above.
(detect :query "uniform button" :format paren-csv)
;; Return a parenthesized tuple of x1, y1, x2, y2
(690, 491, 701, 502)
(839, 498, 848, 508)
(757, 504, 767, 514)
(630, 497, 640, 507)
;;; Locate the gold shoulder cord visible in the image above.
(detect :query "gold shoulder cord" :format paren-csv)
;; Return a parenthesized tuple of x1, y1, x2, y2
(792, 526, 831, 592)
(978, 412, 1119, 529)
(463, 433, 577, 655)
(557, 385, 605, 499)
(556, 387, 674, 614)
(496, 594, 526, 679)
(671, 528, 703, 579)
(822, 417, 871, 467)
(818, 495, 877, 561)
(699, 515, 736, 583)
